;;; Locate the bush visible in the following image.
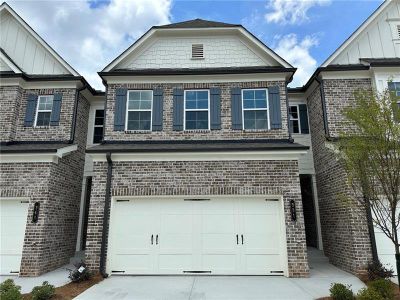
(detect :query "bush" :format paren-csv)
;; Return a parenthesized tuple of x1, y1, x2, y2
(31, 281, 55, 300)
(367, 260, 394, 281)
(330, 283, 355, 300)
(0, 279, 22, 300)
(367, 279, 395, 300)
(356, 287, 384, 300)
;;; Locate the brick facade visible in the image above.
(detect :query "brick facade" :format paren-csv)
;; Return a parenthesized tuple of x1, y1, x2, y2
(306, 80, 373, 275)
(0, 90, 90, 276)
(85, 159, 310, 278)
(104, 81, 290, 141)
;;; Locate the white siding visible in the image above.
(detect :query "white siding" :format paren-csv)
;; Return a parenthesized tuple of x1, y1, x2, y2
(293, 134, 315, 175)
(118, 36, 267, 70)
(331, 0, 400, 65)
(0, 10, 70, 75)
(0, 57, 12, 71)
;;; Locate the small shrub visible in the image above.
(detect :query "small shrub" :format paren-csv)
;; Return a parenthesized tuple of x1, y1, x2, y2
(31, 281, 55, 300)
(367, 279, 394, 300)
(0, 279, 22, 300)
(356, 287, 384, 300)
(367, 260, 394, 281)
(330, 283, 355, 300)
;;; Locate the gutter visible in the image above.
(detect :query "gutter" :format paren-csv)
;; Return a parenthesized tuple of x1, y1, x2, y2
(315, 77, 330, 138)
(69, 85, 86, 143)
(99, 152, 113, 278)
(285, 80, 293, 142)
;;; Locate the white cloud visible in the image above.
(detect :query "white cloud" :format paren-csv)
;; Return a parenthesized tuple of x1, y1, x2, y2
(265, 0, 330, 25)
(274, 34, 319, 87)
(8, 0, 172, 90)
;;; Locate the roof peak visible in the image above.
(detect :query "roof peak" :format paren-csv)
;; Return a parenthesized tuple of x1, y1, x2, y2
(154, 18, 240, 29)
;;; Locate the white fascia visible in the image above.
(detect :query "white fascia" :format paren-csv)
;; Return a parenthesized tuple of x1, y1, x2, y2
(89, 149, 308, 162)
(0, 51, 22, 73)
(0, 77, 82, 89)
(0, 144, 78, 163)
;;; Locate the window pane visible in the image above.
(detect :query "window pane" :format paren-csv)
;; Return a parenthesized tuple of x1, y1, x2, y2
(139, 100, 152, 110)
(185, 91, 209, 109)
(255, 99, 267, 109)
(243, 99, 255, 109)
(289, 106, 298, 119)
(290, 120, 300, 134)
(186, 91, 196, 101)
(197, 99, 208, 109)
(93, 127, 104, 143)
(243, 90, 254, 100)
(38, 96, 53, 110)
(254, 90, 266, 100)
(186, 99, 197, 109)
(95, 110, 104, 125)
(185, 111, 208, 130)
(129, 91, 140, 101)
(197, 91, 208, 100)
(127, 111, 151, 130)
(140, 91, 152, 101)
(36, 112, 51, 126)
(243, 110, 268, 130)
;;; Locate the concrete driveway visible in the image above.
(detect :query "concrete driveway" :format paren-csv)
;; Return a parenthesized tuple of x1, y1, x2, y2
(75, 249, 366, 300)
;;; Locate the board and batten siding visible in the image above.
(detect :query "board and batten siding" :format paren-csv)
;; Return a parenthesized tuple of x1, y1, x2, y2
(0, 10, 70, 75)
(119, 36, 268, 70)
(330, 0, 400, 65)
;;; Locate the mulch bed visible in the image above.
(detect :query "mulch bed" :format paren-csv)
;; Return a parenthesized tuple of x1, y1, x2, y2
(22, 273, 103, 300)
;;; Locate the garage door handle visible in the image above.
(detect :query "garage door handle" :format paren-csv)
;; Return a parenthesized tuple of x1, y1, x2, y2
(236, 234, 239, 245)
(156, 234, 159, 245)
(241, 234, 244, 245)
(151, 234, 153, 245)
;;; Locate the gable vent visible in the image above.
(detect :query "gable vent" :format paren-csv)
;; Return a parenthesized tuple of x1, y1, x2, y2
(397, 25, 400, 39)
(191, 44, 204, 59)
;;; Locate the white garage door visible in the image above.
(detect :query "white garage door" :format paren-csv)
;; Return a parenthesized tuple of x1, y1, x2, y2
(0, 199, 29, 275)
(107, 196, 288, 276)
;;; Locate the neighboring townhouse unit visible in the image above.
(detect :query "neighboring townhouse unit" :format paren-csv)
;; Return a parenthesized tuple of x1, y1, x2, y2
(83, 19, 313, 278)
(290, 0, 400, 276)
(0, 3, 99, 276)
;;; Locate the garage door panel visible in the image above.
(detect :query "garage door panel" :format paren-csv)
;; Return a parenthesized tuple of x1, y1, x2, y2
(244, 254, 283, 273)
(113, 254, 153, 273)
(0, 199, 29, 275)
(202, 254, 239, 273)
(202, 214, 236, 233)
(158, 254, 193, 272)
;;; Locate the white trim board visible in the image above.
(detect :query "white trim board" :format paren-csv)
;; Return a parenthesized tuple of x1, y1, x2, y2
(0, 51, 22, 73)
(0, 144, 78, 163)
(89, 150, 308, 162)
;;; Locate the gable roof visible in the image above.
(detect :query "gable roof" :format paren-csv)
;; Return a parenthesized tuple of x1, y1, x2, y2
(0, 2, 79, 76)
(321, 0, 392, 67)
(102, 18, 293, 72)
(154, 18, 240, 29)
(0, 47, 22, 73)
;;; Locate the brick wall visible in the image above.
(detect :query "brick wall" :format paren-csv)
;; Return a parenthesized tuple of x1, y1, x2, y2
(0, 92, 90, 276)
(0, 86, 22, 142)
(306, 81, 373, 275)
(85, 159, 309, 278)
(323, 79, 372, 137)
(104, 81, 290, 141)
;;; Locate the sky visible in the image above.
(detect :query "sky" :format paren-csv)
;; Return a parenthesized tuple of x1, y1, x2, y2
(6, 0, 383, 90)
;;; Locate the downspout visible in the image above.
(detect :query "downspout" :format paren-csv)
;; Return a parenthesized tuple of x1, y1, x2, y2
(365, 196, 379, 262)
(315, 77, 330, 138)
(69, 84, 86, 144)
(99, 152, 112, 278)
(285, 80, 293, 142)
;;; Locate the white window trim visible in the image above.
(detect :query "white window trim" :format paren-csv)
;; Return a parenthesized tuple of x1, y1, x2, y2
(93, 109, 105, 144)
(183, 89, 210, 131)
(34, 95, 53, 127)
(241, 88, 270, 131)
(125, 90, 153, 132)
(289, 104, 301, 134)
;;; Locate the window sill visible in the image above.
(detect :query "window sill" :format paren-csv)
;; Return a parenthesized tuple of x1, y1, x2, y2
(242, 129, 271, 132)
(29, 126, 51, 129)
(124, 130, 152, 134)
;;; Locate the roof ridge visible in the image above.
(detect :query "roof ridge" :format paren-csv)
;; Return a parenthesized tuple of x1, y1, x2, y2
(154, 18, 240, 29)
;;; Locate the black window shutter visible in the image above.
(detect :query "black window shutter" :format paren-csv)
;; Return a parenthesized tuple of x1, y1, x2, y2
(173, 88, 184, 131)
(50, 93, 63, 126)
(152, 88, 163, 131)
(268, 86, 282, 129)
(114, 88, 127, 131)
(299, 104, 309, 134)
(24, 94, 38, 127)
(231, 87, 242, 130)
(210, 87, 221, 130)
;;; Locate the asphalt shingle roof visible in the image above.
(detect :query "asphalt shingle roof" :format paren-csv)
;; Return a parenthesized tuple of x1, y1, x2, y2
(154, 18, 240, 29)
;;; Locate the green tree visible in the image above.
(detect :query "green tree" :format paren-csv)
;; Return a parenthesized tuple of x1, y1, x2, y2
(337, 86, 400, 285)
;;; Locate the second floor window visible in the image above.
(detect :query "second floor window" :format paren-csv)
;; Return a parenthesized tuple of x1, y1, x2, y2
(289, 105, 300, 134)
(35, 95, 54, 126)
(93, 109, 104, 144)
(242, 89, 269, 130)
(126, 90, 153, 131)
(184, 90, 209, 130)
